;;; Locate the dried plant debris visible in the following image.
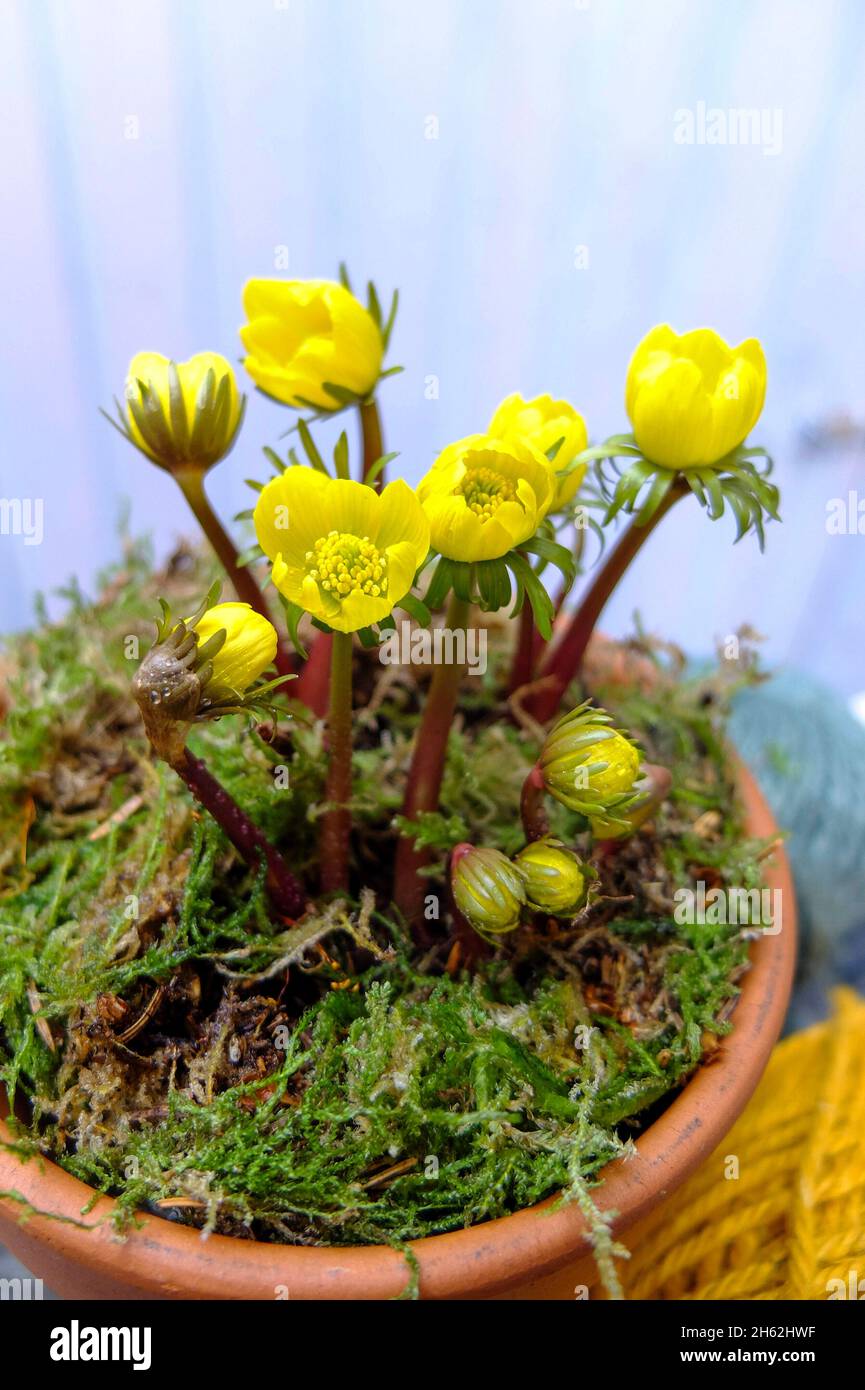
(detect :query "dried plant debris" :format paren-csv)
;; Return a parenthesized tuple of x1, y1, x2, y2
(0, 542, 771, 1267)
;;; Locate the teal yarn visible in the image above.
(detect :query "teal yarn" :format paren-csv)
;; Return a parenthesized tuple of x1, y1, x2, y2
(728, 670, 865, 1031)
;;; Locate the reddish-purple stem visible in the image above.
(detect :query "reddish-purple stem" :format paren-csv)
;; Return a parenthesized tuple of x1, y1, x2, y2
(527, 482, 687, 723)
(176, 469, 294, 680)
(520, 764, 550, 842)
(393, 594, 469, 929)
(173, 748, 305, 918)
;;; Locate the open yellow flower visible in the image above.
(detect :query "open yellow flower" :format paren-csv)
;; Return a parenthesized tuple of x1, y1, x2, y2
(417, 434, 555, 562)
(254, 468, 429, 634)
(489, 393, 589, 507)
(240, 279, 384, 411)
(626, 325, 767, 470)
(193, 602, 278, 701)
(124, 352, 243, 471)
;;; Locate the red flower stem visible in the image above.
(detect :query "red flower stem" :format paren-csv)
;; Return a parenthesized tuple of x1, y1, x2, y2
(293, 631, 332, 718)
(520, 764, 550, 842)
(508, 600, 537, 695)
(528, 481, 687, 724)
(359, 397, 385, 492)
(532, 522, 584, 668)
(393, 593, 470, 927)
(295, 398, 384, 721)
(320, 630, 354, 893)
(175, 469, 294, 679)
(172, 747, 304, 918)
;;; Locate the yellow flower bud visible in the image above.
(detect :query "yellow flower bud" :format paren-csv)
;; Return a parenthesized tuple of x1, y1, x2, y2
(418, 433, 556, 562)
(514, 838, 586, 916)
(240, 279, 384, 411)
(123, 352, 243, 471)
(539, 700, 642, 821)
(132, 588, 286, 765)
(489, 393, 588, 507)
(194, 603, 278, 701)
(451, 844, 526, 936)
(626, 325, 767, 470)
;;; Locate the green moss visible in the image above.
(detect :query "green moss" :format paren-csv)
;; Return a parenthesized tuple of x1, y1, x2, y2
(0, 542, 771, 1292)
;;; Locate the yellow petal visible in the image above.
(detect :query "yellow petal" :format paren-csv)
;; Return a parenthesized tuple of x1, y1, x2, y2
(490, 392, 588, 474)
(420, 493, 514, 561)
(331, 588, 392, 633)
(242, 278, 333, 330)
(385, 539, 425, 604)
(377, 478, 431, 557)
(487, 392, 524, 436)
(254, 467, 333, 565)
(630, 358, 713, 470)
(194, 602, 277, 699)
(556, 459, 588, 507)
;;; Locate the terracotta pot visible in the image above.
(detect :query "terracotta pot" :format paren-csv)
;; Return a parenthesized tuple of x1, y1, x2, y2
(0, 761, 795, 1300)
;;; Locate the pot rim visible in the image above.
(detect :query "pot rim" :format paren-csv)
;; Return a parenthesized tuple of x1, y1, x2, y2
(0, 759, 796, 1300)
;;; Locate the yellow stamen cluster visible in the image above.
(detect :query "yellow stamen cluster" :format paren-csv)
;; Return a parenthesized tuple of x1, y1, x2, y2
(457, 466, 516, 521)
(306, 531, 387, 598)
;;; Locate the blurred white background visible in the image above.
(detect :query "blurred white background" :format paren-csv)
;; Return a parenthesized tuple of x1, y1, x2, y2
(0, 0, 863, 692)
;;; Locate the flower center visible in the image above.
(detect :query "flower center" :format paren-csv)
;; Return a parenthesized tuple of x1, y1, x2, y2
(306, 531, 387, 599)
(456, 466, 516, 521)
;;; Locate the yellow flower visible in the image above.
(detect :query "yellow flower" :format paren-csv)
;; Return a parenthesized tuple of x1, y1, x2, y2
(254, 468, 429, 634)
(514, 838, 587, 916)
(123, 352, 243, 471)
(626, 325, 767, 470)
(539, 701, 642, 818)
(193, 602, 278, 701)
(450, 844, 526, 935)
(489, 393, 589, 507)
(240, 279, 384, 410)
(417, 434, 555, 562)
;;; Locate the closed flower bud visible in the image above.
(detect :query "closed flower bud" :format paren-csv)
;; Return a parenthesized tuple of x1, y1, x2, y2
(240, 279, 384, 411)
(489, 393, 589, 507)
(514, 838, 587, 916)
(120, 352, 244, 472)
(539, 700, 642, 824)
(626, 325, 766, 471)
(193, 603, 278, 701)
(450, 844, 526, 936)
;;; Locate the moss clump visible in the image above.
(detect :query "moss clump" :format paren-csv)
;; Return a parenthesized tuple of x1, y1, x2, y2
(0, 539, 771, 1287)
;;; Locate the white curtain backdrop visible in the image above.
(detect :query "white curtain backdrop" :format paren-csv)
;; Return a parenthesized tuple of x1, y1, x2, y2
(1, 0, 863, 692)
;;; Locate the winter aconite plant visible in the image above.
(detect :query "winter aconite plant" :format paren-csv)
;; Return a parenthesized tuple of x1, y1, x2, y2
(0, 270, 781, 1296)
